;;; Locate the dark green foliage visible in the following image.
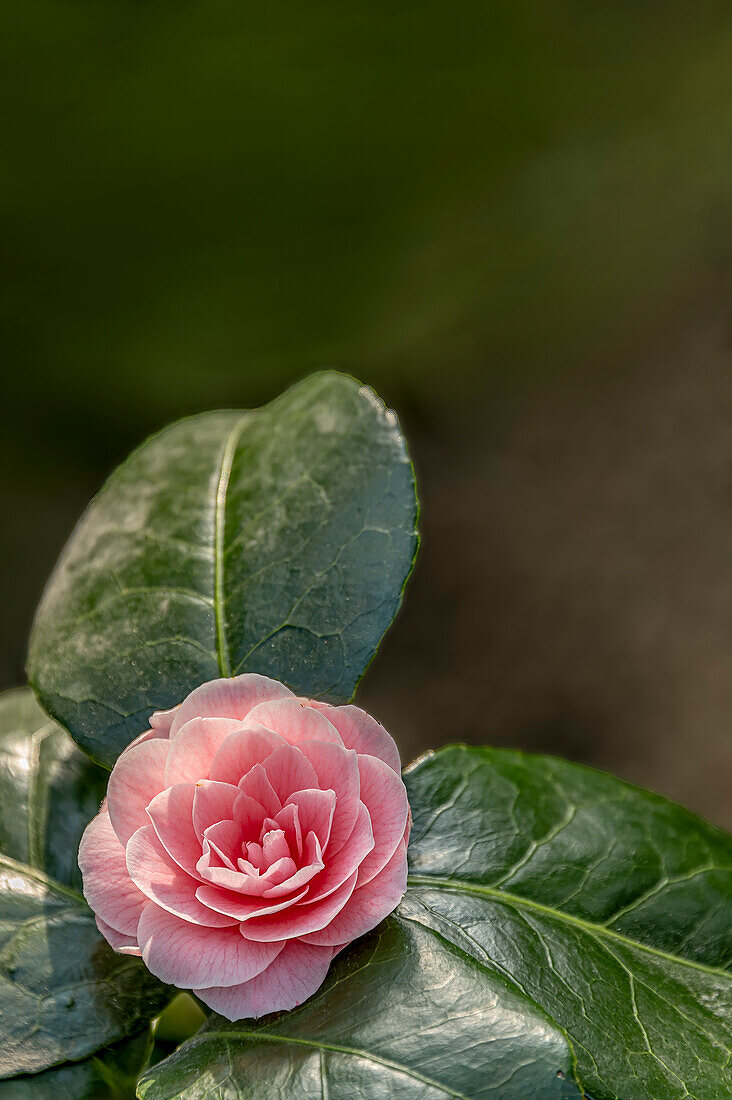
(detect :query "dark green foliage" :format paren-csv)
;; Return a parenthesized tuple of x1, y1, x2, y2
(28, 374, 418, 767)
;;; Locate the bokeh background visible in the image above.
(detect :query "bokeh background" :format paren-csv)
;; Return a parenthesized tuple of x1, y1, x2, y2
(2, 2, 732, 827)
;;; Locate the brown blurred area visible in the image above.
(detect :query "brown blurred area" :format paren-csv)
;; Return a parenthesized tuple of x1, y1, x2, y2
(2, 2, 732, 828)
(361, 320, 732, 829)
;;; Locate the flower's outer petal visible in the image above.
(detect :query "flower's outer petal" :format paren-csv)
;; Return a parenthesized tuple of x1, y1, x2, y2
(126, 825, 237, 927)
(195, 882, 309, 922)
(193, 940, 335, 1020)
(260, 743, 320, 805)
(302, 840, 407, 946)
(137, 903, 284, 988)
(306, 701, 401, 773)
(238, 763, 282, 817)
(149, 703, 180, 737)
(354, 754, 409, 886)
(297, 741, 360, 854)
(79, 808, 147, 935)
(239, 869, 358, 942)
(95, 916, 142, 955)
(245, 700, 343, 748)
(304, 802, 374, 903)
(107, 739, 170, 846)
(209, 726, 287, 785)
(147, 784, 200, 876)
(192, 780, 241, 837)
(125, 725, 169, 751)
(284, 788, 336, 850)
(168, 675, 294, 738)
(165, 717, 244, 786)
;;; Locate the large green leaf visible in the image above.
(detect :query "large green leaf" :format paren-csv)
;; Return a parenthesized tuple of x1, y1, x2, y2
(138, 746, 732, 1100)
(404, 747, 732, 1100)
(27, 372, 418, 767)
(0, 689, 170, 1082)
(137, 919, 581, 1099)
(0, 687, 107, 892)
(0, 1028, 153, 1099)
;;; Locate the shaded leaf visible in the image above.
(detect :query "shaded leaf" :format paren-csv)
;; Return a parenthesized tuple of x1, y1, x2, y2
(0, 688, 107, 892)
(0, 1028, 153, 1100)
(27, 372, 418, 767)
(0, 690, 170, 1081)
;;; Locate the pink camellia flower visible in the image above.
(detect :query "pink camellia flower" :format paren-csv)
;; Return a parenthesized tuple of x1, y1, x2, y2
(78, 674, 410, 1020)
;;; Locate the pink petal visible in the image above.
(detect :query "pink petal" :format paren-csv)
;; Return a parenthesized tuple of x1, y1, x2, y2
(285, 788, 336, 850)
(297, 741, 360, 854)
(107, 739, 170, 846)
(196, 852, 255, 892)
(245, 699, 344, 747)
(193, 940, 335, 1020)
(238, 763, 282, 817)
(209, 726, 287, 785)
(273, 802, 303, 861)
(233, 792, 271, 844)
(305, 802, 374, 903)
(197, 829, 285, 896)
(95, 916, 142, 955)
(126, 825, 237, 927)
(303, 840, 407, 946)
(260, 833, 324, 898)
(239, 869, 358, 942)
(192, 780, 240, 837)
(137, 903, 284, 988)
(201, 819, 241, 869)
(149, 703, 180, 737)
(261, 828, 290, 866)
(165, 717, 244, 786)
(259, 743, 319, 804)
(79, 808, 147, 935)
(147, 784, 201, 876)
(354, 754, 409, 886)
(257, 855, 298, 885)
(125, 724, 170, 751)
(168, 675, 294, 738)
(195, 882, 309, 921)
(306, 701, 401, 773)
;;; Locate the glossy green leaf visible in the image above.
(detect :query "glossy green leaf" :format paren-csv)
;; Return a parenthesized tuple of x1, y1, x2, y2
(0, 1028, 153, 1100)
(0, 690, 170, 1082)
(0, 688, 107, 892)
(404, 747, 732, 1100)
(139, 746, 732, 1099)
(27, 372, 418, 767)
(138, 918, 580, 1099)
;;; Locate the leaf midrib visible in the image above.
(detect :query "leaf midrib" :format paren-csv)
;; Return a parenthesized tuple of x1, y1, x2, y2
(406, 875, 731, 981)
(156, 1031, 471, 1099)
(26, 721, 56, 872)
(213, 415, 249, 678)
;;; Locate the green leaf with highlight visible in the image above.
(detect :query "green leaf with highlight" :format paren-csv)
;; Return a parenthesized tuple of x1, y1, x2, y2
(0, 689, 169, 1085)
(27, 372, 418, 767)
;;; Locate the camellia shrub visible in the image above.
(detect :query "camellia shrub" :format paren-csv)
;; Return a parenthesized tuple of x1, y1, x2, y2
(0, 371, 729, 1098)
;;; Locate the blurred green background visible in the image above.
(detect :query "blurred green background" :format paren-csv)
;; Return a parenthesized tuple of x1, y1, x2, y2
(3, 1, 732, 825)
